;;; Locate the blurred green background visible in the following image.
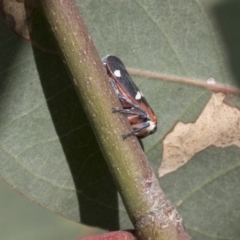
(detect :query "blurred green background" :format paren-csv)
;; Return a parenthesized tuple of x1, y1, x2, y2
(0, 179, 104, 240)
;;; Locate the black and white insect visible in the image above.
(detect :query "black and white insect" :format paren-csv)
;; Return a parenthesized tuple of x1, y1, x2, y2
(102, 55, 157, 139)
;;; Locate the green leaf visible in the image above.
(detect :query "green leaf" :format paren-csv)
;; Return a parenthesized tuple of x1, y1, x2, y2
(0, 1, 240, 239)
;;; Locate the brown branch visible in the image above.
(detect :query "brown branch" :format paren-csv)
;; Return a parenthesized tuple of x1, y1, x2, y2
(40, 1, 191, 239)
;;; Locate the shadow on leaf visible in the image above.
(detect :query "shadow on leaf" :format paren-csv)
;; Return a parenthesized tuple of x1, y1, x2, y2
(31, 9, 119, 231)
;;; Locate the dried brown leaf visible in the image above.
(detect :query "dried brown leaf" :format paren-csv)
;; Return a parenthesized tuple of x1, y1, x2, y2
(159, 93, 240, 177)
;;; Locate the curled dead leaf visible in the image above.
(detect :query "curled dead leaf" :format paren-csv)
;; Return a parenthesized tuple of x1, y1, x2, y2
(159, 92, 240, 177)
(0, 0, 36, 40)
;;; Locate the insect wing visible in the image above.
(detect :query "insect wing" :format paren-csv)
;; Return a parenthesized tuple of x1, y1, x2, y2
(103, 56, 141, 101)
(105, 56, 156, 115)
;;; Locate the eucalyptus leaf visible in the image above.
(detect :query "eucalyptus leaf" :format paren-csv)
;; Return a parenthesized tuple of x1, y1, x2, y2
(0, 1, 240, 239)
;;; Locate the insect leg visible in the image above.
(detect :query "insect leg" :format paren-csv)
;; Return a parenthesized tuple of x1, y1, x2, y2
(109, 77, 147, 118)
(112, 107, 146, 118)
(117, 94, 147, 116)
(122, 121, 150, 139)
